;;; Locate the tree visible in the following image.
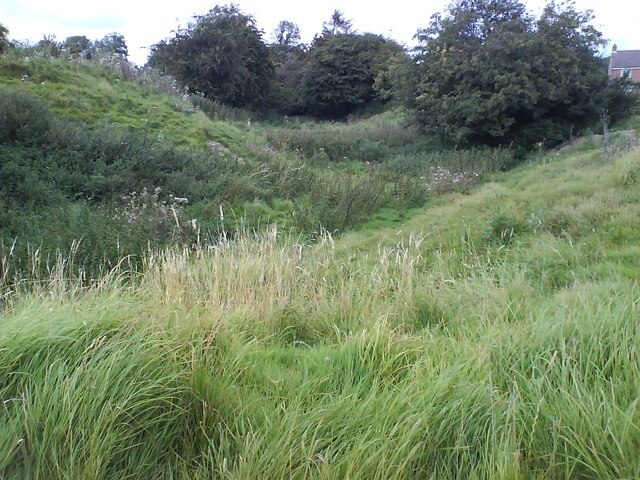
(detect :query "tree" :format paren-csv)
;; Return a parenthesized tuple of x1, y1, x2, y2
(0, 23, 10, 54)
(412, 0, 607, 148)
(95, 33, 128, 57)
(604, 77, 639, 126)
(36, 34, 62, 58)
(269, 21, 307, 114)
(149, 4, 274, 109)
(62, 35, 92, 57)
(373, 50, 415, 104)
(273, 20, 301, 50)
(322, 10, 353, 36)
(300, 33, 404, 118)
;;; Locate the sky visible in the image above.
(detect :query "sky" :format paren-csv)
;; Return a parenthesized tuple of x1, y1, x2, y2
(1, 0, 639, 65)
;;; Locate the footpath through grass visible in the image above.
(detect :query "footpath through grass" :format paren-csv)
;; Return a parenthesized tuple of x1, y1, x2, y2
(1, 134, 640, 478)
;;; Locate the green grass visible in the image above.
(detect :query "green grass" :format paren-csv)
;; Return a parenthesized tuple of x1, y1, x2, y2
(2, 134, 640, 478)
(0, 57, 254, 151)
(0, 59, 432, 275)
(358, 207, 424, 230)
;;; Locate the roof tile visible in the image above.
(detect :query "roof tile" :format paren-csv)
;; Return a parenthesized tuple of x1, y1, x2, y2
(611, 50, 640, 69)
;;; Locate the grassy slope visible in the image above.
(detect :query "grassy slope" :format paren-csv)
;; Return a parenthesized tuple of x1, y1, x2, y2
(0, 57, 252, 151)
(2, 132, 640, 478)
(1, 57, 436, 248)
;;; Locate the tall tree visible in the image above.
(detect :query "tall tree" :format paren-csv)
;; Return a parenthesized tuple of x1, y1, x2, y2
(62, 35, 92, 56)
(273, 20, 301, 50)
(36, 34, 62, 58)
(270, 20, 307, 114)
(300, 33, 404, 118)
(322, 10, 354, 36)
(412, 0, 607, 148)
(149, 4, 274, 108)
(0, 23, 9, 54)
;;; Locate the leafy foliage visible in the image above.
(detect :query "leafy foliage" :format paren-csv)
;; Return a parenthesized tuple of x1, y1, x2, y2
(0, 89, 51, 144)
(605, 78, 640, 125)
(94, 32, 128, 57)
(412, 0, 608, 148)
(321, 9, 354, 36)
(300, 34, 405, 118)
(272, 20, 301, 50)
(35, 34, 62, 58)
(61, 35, 91, 56)
(269, 21, 308, 114)
(268, 11, 409, 117)
(149, 4, 274, 109)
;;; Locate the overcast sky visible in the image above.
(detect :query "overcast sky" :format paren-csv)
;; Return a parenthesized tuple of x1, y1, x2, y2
(2, 0, 639, 65)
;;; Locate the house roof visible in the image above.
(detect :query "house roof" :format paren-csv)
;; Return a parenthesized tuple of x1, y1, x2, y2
(611, 50, 640, 69)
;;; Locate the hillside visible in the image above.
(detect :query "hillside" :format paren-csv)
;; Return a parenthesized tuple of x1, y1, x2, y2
(1, 123, 640, 478)
(0, 57, 253, 149)
(1, 56, 456, 278)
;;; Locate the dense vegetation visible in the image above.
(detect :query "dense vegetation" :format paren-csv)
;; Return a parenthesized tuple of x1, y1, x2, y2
(0, 23, 9, 54)
(2, 132, 640, 478)
(299, 33, 403, 118)
(4, 0, 637, 144)
(1, 1, 640, 478)
(145, 0, 633, 148)
(148, 5, 273, 109)
(1, 54, 467, 279)
(413, 0, 608, 147)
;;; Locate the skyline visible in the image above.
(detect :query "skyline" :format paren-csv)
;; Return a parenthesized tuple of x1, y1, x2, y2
(2, 0, 639, 65)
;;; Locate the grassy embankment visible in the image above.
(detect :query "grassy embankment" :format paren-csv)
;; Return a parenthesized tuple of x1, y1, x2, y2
(2, 56, 458, 276)
(1, 128, 639, 478)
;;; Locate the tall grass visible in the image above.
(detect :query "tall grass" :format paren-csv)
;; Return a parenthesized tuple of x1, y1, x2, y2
(2, 53, 640, 480)
(2, 228, 639, 478)
(266, 114, 427, 162)
(0, 88, 429, 279)
(3, 141, 640, 478)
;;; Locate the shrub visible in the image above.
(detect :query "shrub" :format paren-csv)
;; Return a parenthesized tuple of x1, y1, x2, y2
(0, 89, 52, 144)
(605, 78, 639, 126)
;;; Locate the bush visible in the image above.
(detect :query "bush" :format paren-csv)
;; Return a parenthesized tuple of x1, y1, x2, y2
(605, 78, 639, 126)
(0, 89, 52, 144)
(411, 0, 608, 149)
(299, 34, 404, 118)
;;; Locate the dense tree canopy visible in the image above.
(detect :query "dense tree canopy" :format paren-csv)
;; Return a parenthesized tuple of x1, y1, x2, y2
(300, 33, 405, 118)
(412, 0, 608, 148)
(269, 20, 307, 114)
(149, 5, 273, 109)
